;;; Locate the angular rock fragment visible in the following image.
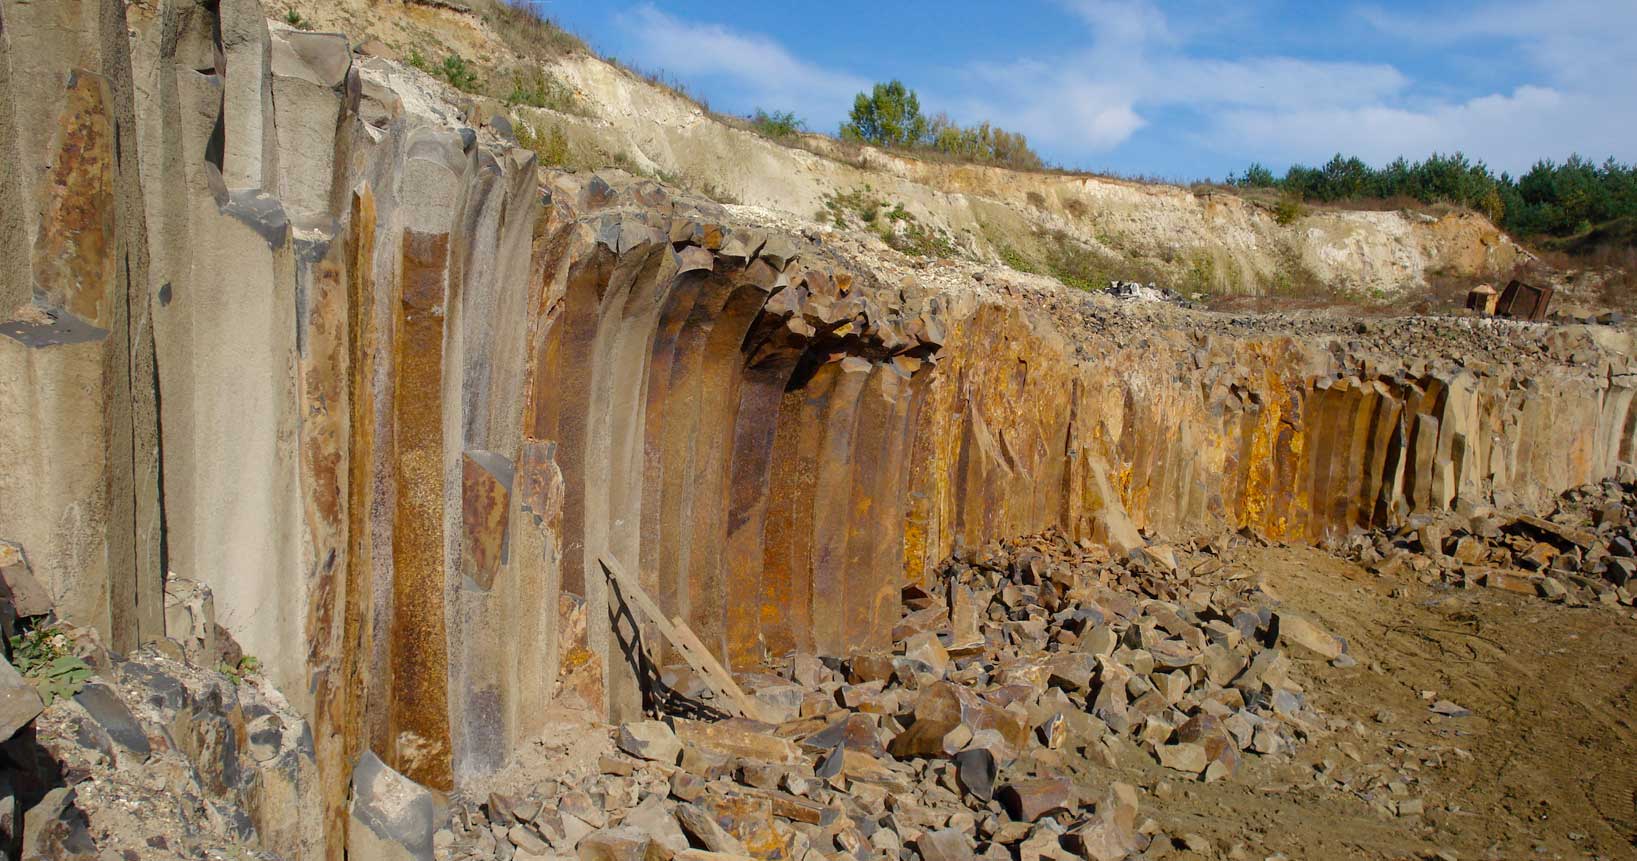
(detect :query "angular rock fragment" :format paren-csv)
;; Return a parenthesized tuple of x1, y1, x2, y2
(619, 720, 683, 764)
(0, 654, 43, 740)
(996, 777, 1073, 822)
(1274, 612, 1343, 661)
(674, 718, 801, 765)
(578, 827, 664, 861)
(348, 751, 439, 861)
(915, 828, 976, 861)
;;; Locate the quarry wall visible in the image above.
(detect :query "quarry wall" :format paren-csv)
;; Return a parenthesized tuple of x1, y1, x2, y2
(2, 1, 1634, 858)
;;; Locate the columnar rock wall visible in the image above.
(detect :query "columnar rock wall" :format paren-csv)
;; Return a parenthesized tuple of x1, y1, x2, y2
(2, 2, 1634, 859)
(907, 305, 1637, 579)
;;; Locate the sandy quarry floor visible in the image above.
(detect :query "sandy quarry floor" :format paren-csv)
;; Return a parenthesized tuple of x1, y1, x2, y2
(1133, 545, 1637, 861)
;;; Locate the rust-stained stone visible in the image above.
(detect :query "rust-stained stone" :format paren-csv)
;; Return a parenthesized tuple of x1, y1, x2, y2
(674, 718, 802, 766)
(460, 451, 513, 590)
(33, 69, 117, 328)
(388, 229, 453, 791)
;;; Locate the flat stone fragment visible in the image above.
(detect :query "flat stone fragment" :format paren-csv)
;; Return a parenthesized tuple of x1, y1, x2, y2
(618, 720, 683, 764)
(1274, 612, 1343, 660)
(1157, 742, 1208, 774)
(578, 827, 663, 861)
(914, 828, 976, 861)
(996, 777, 1074, 822)
(72, 683, 151, 759)
(673, 718, 801, 765)
(1429, 700, 1471, 717)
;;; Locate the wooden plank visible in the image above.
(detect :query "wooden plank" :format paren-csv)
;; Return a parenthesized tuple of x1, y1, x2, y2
(599, 556, 771, 722)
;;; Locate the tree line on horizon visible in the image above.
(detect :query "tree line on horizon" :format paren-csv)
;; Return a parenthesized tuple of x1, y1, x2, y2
(758, 79, 1634, 248)
(1229, 153, 1637, 241)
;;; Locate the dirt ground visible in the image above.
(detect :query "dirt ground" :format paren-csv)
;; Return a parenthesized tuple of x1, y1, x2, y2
(1120, 545, 1637, 861)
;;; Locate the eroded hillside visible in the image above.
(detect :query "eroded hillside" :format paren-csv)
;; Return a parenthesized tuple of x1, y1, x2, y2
(276, 0, 1524, 301)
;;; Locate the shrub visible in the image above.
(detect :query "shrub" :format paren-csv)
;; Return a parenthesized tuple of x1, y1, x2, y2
(751, 109, 805, 139)
(221, 655, 261, 686)
(408, 50, 482, 93)
(1274, 190, 1305, 226)
(928, 113, 1043, 170)
(438, 54, 481, 92)
(515, 121, 571, 168)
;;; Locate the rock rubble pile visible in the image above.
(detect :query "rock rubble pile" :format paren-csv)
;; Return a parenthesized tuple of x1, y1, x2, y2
(1350, 479, 1637, 611)
(425, 531, 1338, 861)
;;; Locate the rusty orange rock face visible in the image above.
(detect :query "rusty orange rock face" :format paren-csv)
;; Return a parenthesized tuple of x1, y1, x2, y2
(461, 451, 513, 590)
(33, 69, 116, 329)
(388, 229, 453, 790)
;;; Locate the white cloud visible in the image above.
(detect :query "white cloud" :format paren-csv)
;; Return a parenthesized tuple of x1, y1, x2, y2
(607, 0, 1637, 174)
(947, 4, 1410, 160)
(615, 5, 868, 125)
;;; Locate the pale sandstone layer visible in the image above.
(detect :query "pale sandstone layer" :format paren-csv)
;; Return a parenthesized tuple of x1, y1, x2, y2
(0, 2, 1630, 858)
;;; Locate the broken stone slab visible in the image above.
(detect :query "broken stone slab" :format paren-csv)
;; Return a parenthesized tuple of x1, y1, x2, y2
(673, 718, 801, 765)
(914, 828, 976, 861)
(672, 803, 751, 856)
(996, 777, 1074, 822)
(162, 578, 219, 667)
(1273, 612, 1343, 661)
(1156, 742, 1207, 775)
(902, 631, 951, 675)
(349, 751, 439, 861)
(799, 712, 887, 756)
(618, 720, 683, 765)
(577, 827, 665, 861)
(1, 653, 43, 740)
(71, 683, 150, 762)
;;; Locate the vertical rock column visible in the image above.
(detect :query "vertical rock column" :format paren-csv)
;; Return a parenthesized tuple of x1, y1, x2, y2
(0, 0, 162, 653)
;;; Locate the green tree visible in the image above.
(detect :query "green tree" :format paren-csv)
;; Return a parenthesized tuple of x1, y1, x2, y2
(841, 80, 928, 148)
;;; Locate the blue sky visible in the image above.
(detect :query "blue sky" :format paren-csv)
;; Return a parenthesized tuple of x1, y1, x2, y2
(539, 1, 1637, 182)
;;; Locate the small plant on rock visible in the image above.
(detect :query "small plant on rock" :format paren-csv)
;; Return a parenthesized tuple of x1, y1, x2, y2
(437, 54, 481, 92)
(220, 655, 261, 686)
(515, 121, 571, 167)
(8, 624, 92, 705)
